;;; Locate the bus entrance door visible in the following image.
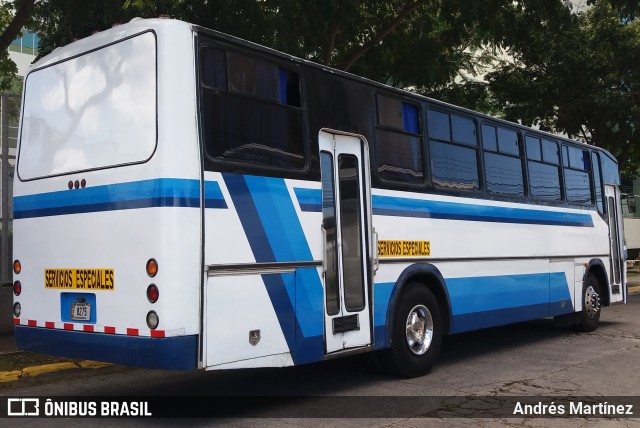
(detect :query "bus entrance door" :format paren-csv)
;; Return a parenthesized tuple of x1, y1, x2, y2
(319, 130, 373, 354)
(605, 184, 625, 302)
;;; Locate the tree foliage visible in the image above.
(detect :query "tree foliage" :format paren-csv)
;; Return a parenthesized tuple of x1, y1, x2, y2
(32, 1, 515, 90)
(0, 0, 36, 92)
(486, 0, 640, 176)
(24, 0, 640, 174)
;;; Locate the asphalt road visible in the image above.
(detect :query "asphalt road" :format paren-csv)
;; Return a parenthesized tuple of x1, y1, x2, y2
(2, 294, 640, 426)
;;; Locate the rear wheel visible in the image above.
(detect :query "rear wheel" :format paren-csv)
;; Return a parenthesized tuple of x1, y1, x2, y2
(576, 274, 601, 332)
(384, 284, 442, 378)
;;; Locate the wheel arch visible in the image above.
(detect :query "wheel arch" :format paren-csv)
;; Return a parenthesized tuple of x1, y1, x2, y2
(385, 263, 452, 347)
(586, 258, 610, 307)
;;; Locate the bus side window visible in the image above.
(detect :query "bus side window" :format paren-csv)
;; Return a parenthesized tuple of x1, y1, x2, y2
(200, 47, 305, 169)
(427, 110, 479, 191)
(526, 136, 562, 202)
(374, 95, 424, 184)
(592, 152, 604, 215)
(200, 47, 227, 90)
(482, 124, 524, 197)
(564, 145, 593, 205)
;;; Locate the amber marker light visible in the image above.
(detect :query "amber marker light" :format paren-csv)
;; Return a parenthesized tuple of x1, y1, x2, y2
(13, 260, 21, 274)
(146, 258, 158, 277)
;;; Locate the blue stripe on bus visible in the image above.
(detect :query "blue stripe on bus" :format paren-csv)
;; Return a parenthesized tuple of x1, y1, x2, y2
(223, 174, 324, 365)
(13, 179, 228, 219)
(375, 272, 574, 348)
(373, 282, 395, 350)
(293, 188, 594, 227)
(294, 187, 323, 213)
(447, 273, 573, 333)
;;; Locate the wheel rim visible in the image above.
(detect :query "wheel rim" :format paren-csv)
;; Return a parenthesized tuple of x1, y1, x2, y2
(405, 304, 434, 356)
(584, 285, 600, 319)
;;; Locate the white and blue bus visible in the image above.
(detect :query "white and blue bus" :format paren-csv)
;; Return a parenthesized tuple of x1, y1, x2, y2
(12, 18, 626, 377)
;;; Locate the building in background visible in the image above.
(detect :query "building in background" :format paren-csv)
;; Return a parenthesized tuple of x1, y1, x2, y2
(8, 31, 39, 75)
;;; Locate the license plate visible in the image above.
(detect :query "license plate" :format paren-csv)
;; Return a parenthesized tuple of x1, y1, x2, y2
(71, 302, 91, 321)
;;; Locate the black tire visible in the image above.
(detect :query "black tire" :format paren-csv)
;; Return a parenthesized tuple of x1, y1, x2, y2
(576, 274, 601, 332)
(384, 284, 442, 378)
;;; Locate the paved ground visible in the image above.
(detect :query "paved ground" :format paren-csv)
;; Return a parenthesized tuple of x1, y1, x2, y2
(2, 291, 639, 426)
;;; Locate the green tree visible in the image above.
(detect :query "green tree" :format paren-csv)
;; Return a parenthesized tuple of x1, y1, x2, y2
(0, 0, 36, 92)
(28, 1, 640, 174)
(487, 0, 640, 176)
(32, 0, 512, 93)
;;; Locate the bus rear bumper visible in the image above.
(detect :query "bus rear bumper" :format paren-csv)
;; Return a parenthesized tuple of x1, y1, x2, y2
(15, 326, 198, 370)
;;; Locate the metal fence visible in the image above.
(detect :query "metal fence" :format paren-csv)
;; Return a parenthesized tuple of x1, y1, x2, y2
(1, 94, 19, 285)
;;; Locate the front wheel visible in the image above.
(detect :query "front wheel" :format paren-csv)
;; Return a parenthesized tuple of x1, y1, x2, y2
(384, 284, 443, 378)
(576, 274, 601, 332)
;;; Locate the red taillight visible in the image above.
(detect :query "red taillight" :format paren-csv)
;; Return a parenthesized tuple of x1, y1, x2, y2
(13, 281, 21, 296)
(146, 258, 158, 277)
(147, 284, 159, 303)
(13, 260, 21, 275)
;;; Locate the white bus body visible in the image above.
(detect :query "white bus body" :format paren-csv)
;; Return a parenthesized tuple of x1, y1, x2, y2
(12, 19, 626, 375)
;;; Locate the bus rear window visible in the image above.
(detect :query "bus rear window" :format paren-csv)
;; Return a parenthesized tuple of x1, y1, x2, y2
(17, 32, 157, 180)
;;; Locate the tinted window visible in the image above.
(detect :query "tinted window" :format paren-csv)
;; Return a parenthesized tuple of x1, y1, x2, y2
(377, 95, 420, 133)
(592, 152, 604, 214)
(200, 47, 227, 89)
(485, 152, 524, 197)
(542, 139, 559, 164)
(428, 110, 479, 191)
(565, 169, 592, 204)
(452, 115, 476, 146)
(338, 154, 365, 311)
(483, 124, 524, 197)
(375, 130, 423, 183)
(482, 125, 498, 152)
(528, 161, 562, 201)
(527, 135, 562, 202)
(427, 110, 451, 141)
(376, 95, 423, 184)
(227, 53, 300, 106)
(320, 152, 339, 316)
(430, 141, 479, 190)
(200, 47, 305, 169)
(566, 146, 589, 171)
(563, 145, 593, 204)
(525, 136, 542, 161)
(202, 93, 304, 167)
(497, 128, 519, 155)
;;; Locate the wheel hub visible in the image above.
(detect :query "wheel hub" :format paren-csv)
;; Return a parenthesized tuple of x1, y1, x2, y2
(585, 285, 601, 319)
(405, 304, 434, 356)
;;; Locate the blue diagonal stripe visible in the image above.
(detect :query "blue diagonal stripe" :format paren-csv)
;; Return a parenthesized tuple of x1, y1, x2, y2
(224, 174, 324, 364)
